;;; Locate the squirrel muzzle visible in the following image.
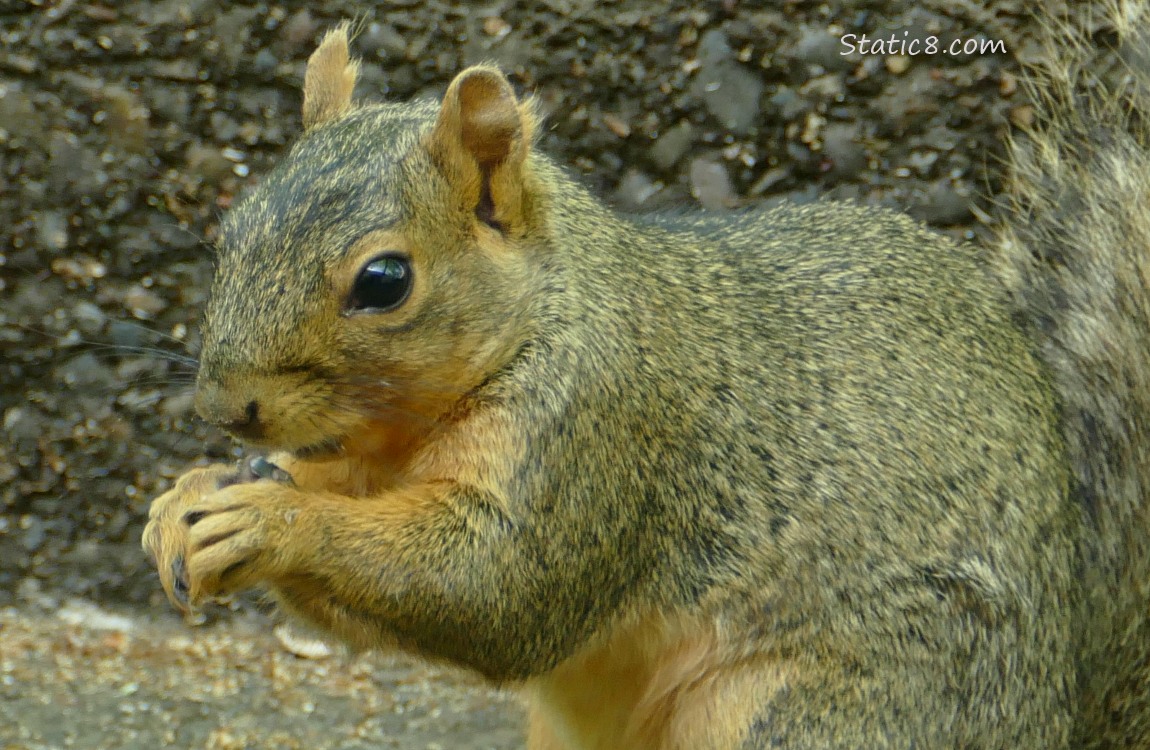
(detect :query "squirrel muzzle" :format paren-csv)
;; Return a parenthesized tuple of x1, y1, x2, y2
(194, 377, 268, 442)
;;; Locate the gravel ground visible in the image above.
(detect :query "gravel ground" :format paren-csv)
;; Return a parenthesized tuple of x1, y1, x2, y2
(0, 600, 523, 749)
(0, 0, 1118, 746)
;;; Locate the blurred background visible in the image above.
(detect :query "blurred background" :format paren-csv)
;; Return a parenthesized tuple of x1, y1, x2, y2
(0, 0, 1102, 747)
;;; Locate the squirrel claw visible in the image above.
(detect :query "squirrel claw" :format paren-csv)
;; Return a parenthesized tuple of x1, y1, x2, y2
(171, 555, 190, 609)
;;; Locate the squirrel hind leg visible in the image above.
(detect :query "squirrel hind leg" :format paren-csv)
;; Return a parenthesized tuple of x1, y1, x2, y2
(629, 657, 795, 750)
(525, 712, 569, 750)
(526, 614, 787, 750)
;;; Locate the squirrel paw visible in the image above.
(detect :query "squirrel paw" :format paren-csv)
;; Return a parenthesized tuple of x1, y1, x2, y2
(142, 461, 299, 612)
(142, 464, 237, 612)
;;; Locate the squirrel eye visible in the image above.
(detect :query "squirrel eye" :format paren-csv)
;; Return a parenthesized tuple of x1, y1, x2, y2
(347, 255, 413, 312)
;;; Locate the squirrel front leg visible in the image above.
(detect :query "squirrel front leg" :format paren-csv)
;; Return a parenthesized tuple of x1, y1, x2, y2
(263, 481, 504, 655)
(147, 467, 556, 680)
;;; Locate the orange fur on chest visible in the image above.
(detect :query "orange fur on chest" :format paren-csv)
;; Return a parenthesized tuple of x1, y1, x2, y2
(279, 418, 440, 496)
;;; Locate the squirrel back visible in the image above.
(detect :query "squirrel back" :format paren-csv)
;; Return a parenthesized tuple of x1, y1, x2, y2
(993, 3, 1150, 746)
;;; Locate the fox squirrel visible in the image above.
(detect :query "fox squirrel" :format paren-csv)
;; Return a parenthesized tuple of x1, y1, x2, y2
(142, 4, 1150, 748)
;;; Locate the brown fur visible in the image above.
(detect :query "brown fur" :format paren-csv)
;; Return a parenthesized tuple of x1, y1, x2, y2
(142, 6, 1150, 748)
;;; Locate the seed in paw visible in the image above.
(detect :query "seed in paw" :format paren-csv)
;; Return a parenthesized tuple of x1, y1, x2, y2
(249, 455, 294, 484)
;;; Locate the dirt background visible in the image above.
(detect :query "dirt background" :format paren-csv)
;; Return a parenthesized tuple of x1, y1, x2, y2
(0, 0, 1102, 747)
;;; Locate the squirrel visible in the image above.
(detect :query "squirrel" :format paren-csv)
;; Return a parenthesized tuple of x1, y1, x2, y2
(141, 4, 1150, 748)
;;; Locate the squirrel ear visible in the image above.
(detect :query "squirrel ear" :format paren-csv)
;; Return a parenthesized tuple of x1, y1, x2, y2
(302, 23, 359, 131)
(428, 66, 536, 231)
(443, 66, 527, 168)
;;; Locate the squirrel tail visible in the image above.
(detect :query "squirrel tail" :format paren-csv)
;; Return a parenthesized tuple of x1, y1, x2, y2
(992, 1, 1150, 744)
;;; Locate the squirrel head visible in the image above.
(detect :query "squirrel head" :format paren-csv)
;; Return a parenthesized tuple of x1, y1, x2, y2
(195, 24, 547, 462)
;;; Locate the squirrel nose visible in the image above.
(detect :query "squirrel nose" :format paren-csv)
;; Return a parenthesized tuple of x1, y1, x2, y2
(219, 400, 266, 441)
(195, 381, 267, 441)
